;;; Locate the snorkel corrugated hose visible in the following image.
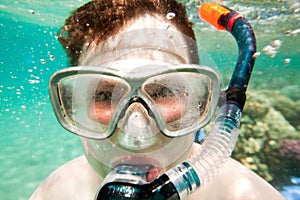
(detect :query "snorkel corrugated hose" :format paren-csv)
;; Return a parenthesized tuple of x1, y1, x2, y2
(97, 3, 256, 199)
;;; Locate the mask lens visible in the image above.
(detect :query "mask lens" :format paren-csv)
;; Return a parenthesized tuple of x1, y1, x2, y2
(142, 72, 214, 135)
(50, 65, 220, 139)
(56, 74, 130, 138)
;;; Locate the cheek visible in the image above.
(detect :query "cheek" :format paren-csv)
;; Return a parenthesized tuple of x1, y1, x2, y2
(88, 98, 185, 125)
(155, 97, 186, 123)
(88, 102, 113, 124)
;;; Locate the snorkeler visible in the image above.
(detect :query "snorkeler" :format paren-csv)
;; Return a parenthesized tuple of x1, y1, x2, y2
(31, 0, 285, 199)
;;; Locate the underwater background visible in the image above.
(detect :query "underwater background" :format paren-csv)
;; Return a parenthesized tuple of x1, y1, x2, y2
(0, 0, 299, 199)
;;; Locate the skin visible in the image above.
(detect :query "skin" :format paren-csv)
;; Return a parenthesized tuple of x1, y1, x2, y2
(78, 15, 196, 180)
(30, 150, 285, 200)
(31, 15, 285, 200)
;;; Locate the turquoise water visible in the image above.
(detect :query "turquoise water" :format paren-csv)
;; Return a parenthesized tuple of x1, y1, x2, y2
(1, 1, 300, 199)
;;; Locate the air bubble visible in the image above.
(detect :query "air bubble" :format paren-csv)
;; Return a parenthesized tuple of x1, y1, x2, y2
(197, 102, 202, 109)
(28, 80, 40, 84)
(166, 12, 176, 20)
(253, 52, 261, 58)
(30, 74, 40, 80)
(40, 59, 46, 64)
(49, 55, 55, 61)
(272, 39, 282, 48)
(28, 9, 35, 14)
(284, 58, 291, 64)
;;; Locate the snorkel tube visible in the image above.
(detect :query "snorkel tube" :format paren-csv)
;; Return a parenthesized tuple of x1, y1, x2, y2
(96, 3, 256, 199)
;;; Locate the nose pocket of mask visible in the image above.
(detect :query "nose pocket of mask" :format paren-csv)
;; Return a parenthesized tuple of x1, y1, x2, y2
(115, 102, 160, 150)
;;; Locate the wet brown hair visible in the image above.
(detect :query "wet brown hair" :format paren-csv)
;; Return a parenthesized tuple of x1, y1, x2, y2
(58, 0, 195, 66)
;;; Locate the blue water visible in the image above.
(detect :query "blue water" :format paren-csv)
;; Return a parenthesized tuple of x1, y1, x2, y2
(0, 17, 83, 199)
(1, 1, 299, 199)
(281, 177, 300, 200)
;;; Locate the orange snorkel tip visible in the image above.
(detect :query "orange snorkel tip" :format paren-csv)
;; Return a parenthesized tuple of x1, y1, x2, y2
(199, 2, 230, 30)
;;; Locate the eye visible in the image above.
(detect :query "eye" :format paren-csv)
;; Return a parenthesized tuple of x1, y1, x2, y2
(144, 83, 176, 99)
(93, 90, 112, 102)
(143, 82, 186, 123)
(91, 78, 125, 104)
(88, 77, 130, 124)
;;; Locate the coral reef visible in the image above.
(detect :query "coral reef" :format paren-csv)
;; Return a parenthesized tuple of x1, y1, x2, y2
(232, 89, 300, 188)
(266, 90, 300, 130)
(280, 140, 300, 162)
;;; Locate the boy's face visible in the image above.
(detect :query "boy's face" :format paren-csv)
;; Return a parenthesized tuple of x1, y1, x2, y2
(77, 15, 198, 179)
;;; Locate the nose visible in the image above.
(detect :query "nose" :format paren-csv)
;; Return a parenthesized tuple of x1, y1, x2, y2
(126, 103, 150, 129)
(116, 102, 159, 150)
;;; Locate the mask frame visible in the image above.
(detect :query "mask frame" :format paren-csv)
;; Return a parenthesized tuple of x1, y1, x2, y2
(49, 63, 221, 139)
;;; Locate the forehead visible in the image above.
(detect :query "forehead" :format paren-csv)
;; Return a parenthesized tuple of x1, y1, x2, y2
(79, 14, 198, 67)
(125, 13, 178, 32)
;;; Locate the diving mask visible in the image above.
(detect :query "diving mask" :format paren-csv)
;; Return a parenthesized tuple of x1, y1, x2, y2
(49, 61, 221, 139)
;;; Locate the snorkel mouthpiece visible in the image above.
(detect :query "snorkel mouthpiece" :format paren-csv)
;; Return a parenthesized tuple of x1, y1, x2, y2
(96, 164, 180, 199)
(96, 3, 256, 199)
(97, 175, 179, 200)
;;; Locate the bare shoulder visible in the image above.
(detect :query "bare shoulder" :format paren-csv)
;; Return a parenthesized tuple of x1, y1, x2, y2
(30, 147, 285, 200)
(189, 156, 285, 200)
(30, 155, 101, 200)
